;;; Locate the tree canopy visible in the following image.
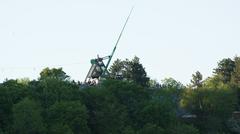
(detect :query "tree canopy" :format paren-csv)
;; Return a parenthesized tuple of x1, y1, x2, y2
(39, 67, 69, 81)
(109, 56, 150, 87)
(1, 56, 240, 134)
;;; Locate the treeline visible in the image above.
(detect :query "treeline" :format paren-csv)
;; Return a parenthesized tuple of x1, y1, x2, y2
(0, 56, 240, 134)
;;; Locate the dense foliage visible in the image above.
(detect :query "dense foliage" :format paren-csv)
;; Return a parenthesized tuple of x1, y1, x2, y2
(1, 56, 240, 134)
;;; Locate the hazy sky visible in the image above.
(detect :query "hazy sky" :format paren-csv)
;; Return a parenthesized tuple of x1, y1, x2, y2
(1, 0, 240, 84)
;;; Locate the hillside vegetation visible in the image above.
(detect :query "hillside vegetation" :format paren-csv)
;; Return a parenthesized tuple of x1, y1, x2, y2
(1, 56, 240, 134)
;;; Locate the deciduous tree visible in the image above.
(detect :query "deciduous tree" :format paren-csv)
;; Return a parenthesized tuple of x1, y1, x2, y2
(109, 57, 150, 87)
(12, 98, 46, 134)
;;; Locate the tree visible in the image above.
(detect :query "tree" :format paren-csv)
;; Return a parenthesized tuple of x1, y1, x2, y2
(109, 56, 150, 87)
(48, 123, 73, 134)
(149, 79, 161, 89)
(181, 87, 237, 133)
(214, 58, 236, 83)
(47, 101, 90, 134)
(12, 98, 46, 134)
(130, 57, 150, 87)
(16, 78, 30, 86)
(102, 80, 149, 128)
(138, 100, 176, 129)
(82, 84, 128, 134)
(0, 80, 27, 132)
(0, 128, 3, 134)
(109, 59, 124, 79)
(160, 78, 185, 114)
(161, 77, 185, 90)
(122, 126, 136, 134)
(137, 123, 164, 134)
(232, 56, 240, 86)
(167, 123, 199, 134)
(39, 67, 69, 81)
(29, 78, 81, 109)
(190, 71, 203, 89)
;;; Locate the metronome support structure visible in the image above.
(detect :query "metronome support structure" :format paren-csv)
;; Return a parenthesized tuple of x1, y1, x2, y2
(84, 7, 134, 85)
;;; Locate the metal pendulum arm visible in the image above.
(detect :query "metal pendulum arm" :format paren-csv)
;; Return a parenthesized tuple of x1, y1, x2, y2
(103, 7, 134, 75)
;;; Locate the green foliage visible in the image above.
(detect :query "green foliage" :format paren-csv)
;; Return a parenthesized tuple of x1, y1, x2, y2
(12, 98, 46, 134)
(167, 123, 199, 134)
(102, 80, 150, 128)
(214, 58, 236, 83)
(109, 57, 150, 87)
(181, 86, 237, 133)
(161, 77, 185, 90)
(47, 101, 90, 134)
(227, 117, 240, 133)
(82, 83, 130, 134)
(109, 59, 124, 78)
(0, 128, 3, 134)
(48, 123, 74, 134)
(203, 75, 228, 89)
(122, 126, 136, 134)
(2, 56, 240, 134)
(0, 80, 27, 132)
(138, 123, 164, 134)
(29, 78, 81, 108)
(148, 79, 160, 88)
(232, 56, 240, 86)
(191, 71, 203, 88)
(160, 78, 184, 110)
(40, 67, 69, 81)
(17, 77, 30, 86)
(139, 100, 176, 128)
